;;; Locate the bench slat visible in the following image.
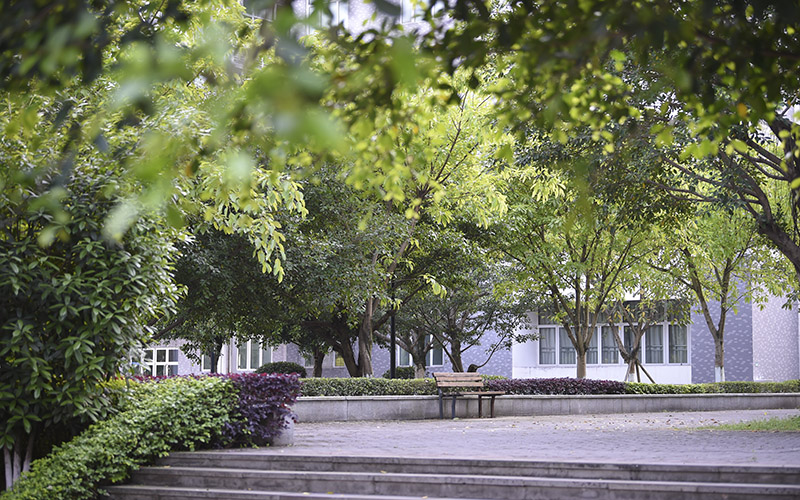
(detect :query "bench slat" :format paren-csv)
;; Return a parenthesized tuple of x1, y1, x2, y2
(435, 381, 484, 387)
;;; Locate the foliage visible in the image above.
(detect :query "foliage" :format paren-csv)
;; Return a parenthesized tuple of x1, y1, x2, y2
(487, 378, 627, 395)
(0, 164, 183, 486)
(299, 377, 800, 397)
(626, 380, 800, 394)
(217, 372, 301, 447)
(158, 229, 292, 363)
(255, 362, 308, 379)
(1, 376, 237, 500)
(300, 377, 438, 396)
(382, 367, 416, 379)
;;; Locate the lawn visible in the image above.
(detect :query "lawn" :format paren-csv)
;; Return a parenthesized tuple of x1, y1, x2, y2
(706, 415, 800, 432)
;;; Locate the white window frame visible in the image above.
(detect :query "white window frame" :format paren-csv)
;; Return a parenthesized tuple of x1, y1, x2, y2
(242, 0, 277, 20)
(536, 316, 688, 367)
(236, 339, 272, 371)
(668, 324, 689, 364)
(538, 326, 556, 365)
(601, 325, 620, 364)
(140, 348, 179, 377)
(425, 335, 444, 367)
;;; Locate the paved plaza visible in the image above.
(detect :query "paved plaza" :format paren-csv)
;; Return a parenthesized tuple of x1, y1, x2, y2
(259, 409, 800, 466)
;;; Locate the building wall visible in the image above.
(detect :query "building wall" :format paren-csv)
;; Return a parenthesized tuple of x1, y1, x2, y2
(752, 298, 800, 381)
(689, 298, 754, 383)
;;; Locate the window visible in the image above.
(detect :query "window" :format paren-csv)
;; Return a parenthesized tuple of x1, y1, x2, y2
(397, 347, 412, 367)
(237, 339, 271, 371)
(586, 329, 599, 364)
(307, 0, 348, 28)
(601, 326, 619, 364)
(645, 325, 664, 364)
(559, 328, 576, 365)
(334, 353, 346, 367)
(623, 326, 635, 355)
(140, 348, 179, 376)
(426, 335, 443, 366)
(303, 355, 315, 368)
(401, 0, 422, 22)
(669, 325, 688, 363)
(201, 353, 214, 372)
(539, 327, 556, 364)
(243, 0, 277, 20)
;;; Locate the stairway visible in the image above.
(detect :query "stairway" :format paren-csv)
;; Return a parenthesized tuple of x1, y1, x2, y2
(105, 452, 800, 499)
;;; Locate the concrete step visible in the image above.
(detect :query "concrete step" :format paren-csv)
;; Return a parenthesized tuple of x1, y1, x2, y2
(158, 452, 800, 485)
(115, 465, 800, 500)
(105, 484, 461, 500)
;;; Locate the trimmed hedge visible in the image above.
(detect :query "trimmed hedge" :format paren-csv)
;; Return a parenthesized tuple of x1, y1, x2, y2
(256, 361, 308, 378)
(301, 377, 437, 396)
(3, 373, 300, 500)
(626, 380, 800, 394)
(299, 377, 800, 397)
(382, 366, 416, 379)
(487, 377, 627, 395)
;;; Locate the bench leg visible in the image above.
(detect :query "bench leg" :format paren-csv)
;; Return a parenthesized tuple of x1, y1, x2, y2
(490, 395, 496, 418)
(438, 394, 444, 419)
(451, 395, 457, 418)
(478, 396, 483, 418)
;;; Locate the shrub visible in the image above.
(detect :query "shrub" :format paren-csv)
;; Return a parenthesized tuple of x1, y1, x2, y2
(219, 372, 301, 447)
(487, 378, 627, 395)
(3, 373, 302, 500)
(301, 377, 437, 396)
(256, 361, 307, 378)
(3, 376, 236, 500)
(626, 380, 800, 394)
(381, 366, 416, 379)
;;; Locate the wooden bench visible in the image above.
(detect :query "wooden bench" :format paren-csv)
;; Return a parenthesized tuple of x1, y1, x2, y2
(433, 372, 505, 419)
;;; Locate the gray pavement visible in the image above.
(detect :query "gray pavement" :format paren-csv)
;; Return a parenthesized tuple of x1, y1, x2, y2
(259, 409, 800, 466)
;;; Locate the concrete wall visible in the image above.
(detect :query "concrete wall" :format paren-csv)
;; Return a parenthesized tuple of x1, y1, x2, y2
(752, 298, 800, 381)
(294, 393, 800, 422)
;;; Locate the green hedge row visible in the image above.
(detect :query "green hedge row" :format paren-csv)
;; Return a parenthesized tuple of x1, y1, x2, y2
(3, 377, 236, 500)
(300, 377, 800, 397)
(3, 373, 301, 500)
(301, 377, 437, 396)
(626, 380, 800, 394)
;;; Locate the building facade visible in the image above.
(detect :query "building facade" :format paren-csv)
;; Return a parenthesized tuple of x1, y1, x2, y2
(141, 295, 799, 384)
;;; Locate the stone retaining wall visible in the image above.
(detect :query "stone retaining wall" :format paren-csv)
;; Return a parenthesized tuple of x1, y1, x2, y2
(294, 393, 800, 422)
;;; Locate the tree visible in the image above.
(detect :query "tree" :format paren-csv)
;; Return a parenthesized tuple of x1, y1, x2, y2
(387, 226, 530, 375)
(0, 166, 181, 489)
(155, 229, 293, 372)
(650, 208, 792, 381)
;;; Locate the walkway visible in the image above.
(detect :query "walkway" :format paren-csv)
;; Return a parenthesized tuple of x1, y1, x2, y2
(260, 409, 800, 466)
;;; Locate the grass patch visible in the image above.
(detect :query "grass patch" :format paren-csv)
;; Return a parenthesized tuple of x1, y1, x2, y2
(705, 415, 800, 432)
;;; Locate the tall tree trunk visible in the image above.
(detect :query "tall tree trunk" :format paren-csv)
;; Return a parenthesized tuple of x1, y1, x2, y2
(357, 298, 374, 377)
(576, 349, 587, 379)
(312, 348, 325, 378)
(447, 337, 464, 372)
(714, 337, 726, 382)
(4, 445, 12, 491)
(336, 341, 360, 377)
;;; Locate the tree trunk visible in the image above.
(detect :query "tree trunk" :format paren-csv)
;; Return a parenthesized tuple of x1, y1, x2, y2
(449, 338, 464, 372)
(357, 299, 374, 377)
(413, 360, 426, 379)
(625, 358, 637, 383)
(4, 445, 12, 491)
(312, 348, 325, 378)
(336, 341, 360, 377)
(576, 349, 587, 379)
(714, 337, 726, 382)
